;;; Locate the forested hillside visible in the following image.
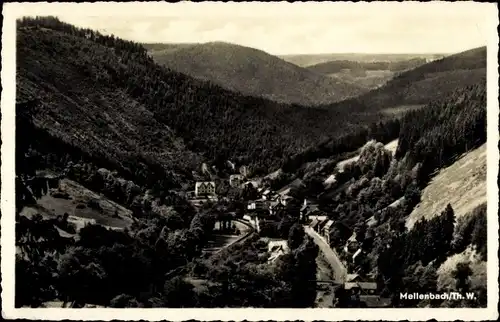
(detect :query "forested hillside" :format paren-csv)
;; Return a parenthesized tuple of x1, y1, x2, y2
(286, 81, 487, 308)
(307, 58, 428, 74)
(280, 53, 443, 68)
(341, 47, 486, 112)
(17, 17, 381, 182)
(15, 17, 323, 309)
(144, 41, 365, 105)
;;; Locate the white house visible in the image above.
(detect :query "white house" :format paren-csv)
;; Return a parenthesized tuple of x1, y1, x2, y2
(195, 181, 216, 197)
(229, 174, 244, 188)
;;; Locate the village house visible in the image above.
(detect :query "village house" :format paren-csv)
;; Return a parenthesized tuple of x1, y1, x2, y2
(322, 219, 335, 244)
(346, 273, 362, 283)
(342, 279, 389, 307)
(247, 199, 270, 212)
(315, 218, 329, 234)
(344, 281, 378, 296)
(344, 232, 360, 254)
(229, 174, 244, 188)
(261, 189, 272, 200)
(300, 199, 325, 222)
(309, 217, 319, 229)
(195, 181, 216, 198)
(267, 240, 290, 263)
(268, 196, 287, 216)
(243, 214, 261, 232)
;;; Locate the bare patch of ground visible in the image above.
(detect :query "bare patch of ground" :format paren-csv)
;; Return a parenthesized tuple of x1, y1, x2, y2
(21, 178, 134, 230)
(380, 105, 425, 116)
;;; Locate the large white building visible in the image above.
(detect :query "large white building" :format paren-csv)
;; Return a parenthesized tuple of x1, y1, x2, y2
(195, 181, 216, 197)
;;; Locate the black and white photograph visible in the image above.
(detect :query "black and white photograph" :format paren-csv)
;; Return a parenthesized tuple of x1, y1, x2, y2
(1, 1, 498, 321)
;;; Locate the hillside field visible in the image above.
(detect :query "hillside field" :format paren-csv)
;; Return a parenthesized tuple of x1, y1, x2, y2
(406, 144, 486, 229)
(20, 178, 135, 230)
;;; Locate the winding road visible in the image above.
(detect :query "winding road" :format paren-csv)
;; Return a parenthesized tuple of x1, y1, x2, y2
(305, 226, 347, 284)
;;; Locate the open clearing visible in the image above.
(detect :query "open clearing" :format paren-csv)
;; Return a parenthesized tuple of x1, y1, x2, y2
(380, 105, 425, 116)
(21, 178, 134, 230)
(324, 139, 398, 185)
(406, 144, 486, 229)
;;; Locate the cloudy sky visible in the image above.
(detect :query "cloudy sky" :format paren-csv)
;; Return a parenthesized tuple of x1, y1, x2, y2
(11, 2, 494, 55)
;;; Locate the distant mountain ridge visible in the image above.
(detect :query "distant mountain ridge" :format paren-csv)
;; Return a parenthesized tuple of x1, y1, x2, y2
(330, 46, 486, 113)
(144, 42, 366, 106)
(306, 58, 429, 74)
(17, 18, 385, 186)
(280, 52, 446, 68)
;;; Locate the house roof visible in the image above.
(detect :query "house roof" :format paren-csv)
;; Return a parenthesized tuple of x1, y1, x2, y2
(359, 295, 391, 308)
(345, 282, 377, 290)
(268, 240, 289, 255)
(310, 218, 319, 229)
(323, 220, 334, 231)
(317, 218, 329, 230)
(270, 200, 285, 208)
(308, 215, 328, 222)
(195, 181, 215, 188)
(346, 274, 360, 282)
(353, 248, 363, 259)
(55, 226, 76, 239)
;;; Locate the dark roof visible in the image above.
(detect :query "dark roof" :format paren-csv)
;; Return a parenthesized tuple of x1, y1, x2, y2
(346, 273, 360, 282)
(317, 218, 330, 230)
(359, 295, 391, 308)
(196, 182, 215, 191)
(345, 282, 378, 290)
(323, 220, 334, 231)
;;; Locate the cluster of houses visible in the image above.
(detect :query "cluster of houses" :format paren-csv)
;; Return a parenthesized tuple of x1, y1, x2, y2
(307, 213, 387, 307)
(339, 273, 390, 308)
(310, 216, 335, 245)
(189, 163, 250, 201)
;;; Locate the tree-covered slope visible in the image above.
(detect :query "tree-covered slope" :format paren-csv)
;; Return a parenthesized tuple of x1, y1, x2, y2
(353, 47, 487, 111)
(17, 17, 379, 180)
(144, 41, 365, 106)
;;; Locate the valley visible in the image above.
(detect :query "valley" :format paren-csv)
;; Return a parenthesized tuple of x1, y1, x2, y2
(12, 15, 489, 310)
(144, 42, 366, 105)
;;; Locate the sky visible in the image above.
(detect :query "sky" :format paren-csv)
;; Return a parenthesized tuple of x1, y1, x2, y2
(10, 2, 494, 55)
